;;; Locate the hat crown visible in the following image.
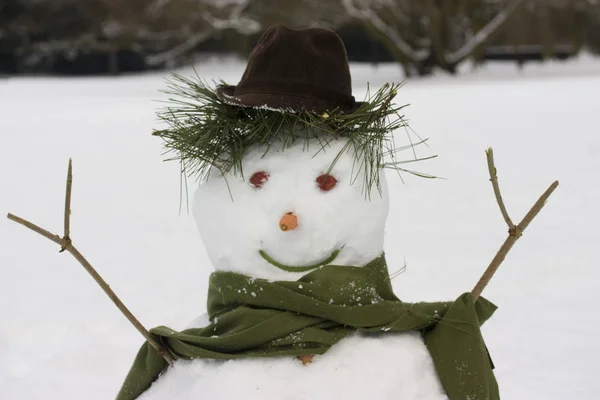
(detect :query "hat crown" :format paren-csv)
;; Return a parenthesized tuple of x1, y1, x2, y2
(240, 25, 351, 97)
(218, 24, 357, 113)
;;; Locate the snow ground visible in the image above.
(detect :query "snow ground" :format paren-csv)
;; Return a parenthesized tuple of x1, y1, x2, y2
(0, 55, 599, 399)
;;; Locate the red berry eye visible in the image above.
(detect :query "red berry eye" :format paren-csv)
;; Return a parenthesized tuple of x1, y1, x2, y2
(250, 171, 269, 188)
(316, 174, 337, 191)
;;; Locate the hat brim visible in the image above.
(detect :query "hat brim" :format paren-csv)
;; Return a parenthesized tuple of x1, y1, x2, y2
(216, 85, 364, 114)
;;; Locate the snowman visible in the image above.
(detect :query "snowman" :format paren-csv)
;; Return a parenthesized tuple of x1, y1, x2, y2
(117, 25, 498, 400)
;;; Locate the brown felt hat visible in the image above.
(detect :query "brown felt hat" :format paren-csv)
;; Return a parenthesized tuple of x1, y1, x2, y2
(216, 24, 362, 113)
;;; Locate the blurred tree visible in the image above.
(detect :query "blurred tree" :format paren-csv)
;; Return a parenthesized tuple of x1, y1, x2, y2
(1, 0, 599, 75)
(481, 0, 599, 65)
(202, 0, 354, 56)
(0, 0, 264, 73)
(340, 0, 527, 75)
(581, 0, 600, 53)
(141, 0, 262, 67)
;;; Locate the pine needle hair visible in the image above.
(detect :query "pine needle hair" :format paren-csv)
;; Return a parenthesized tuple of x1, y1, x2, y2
(154, 73, 433, 196)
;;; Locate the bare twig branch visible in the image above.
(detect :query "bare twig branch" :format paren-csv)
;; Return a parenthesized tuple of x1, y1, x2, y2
(486, 148, 515, 230)
(7, 213, 63, 245)
(7, 160, 175, 365)
(516, 181, 559, 233)
(62, 159, 73, 250)
(472, 149, 559, 301)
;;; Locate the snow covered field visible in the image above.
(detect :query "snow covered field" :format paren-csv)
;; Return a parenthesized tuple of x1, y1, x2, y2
(1, 56, 599, 399)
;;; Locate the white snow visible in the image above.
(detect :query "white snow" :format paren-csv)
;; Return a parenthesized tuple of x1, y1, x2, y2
(193, 137, 389, 281)
(0, 55, 599, 399)
(139, 332, 449, 400)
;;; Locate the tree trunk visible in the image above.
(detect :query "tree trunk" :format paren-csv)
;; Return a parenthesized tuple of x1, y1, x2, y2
(108, 49, 119, 75)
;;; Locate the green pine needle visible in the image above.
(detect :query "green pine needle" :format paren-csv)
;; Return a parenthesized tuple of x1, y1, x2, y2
(153, 73, 435, 196)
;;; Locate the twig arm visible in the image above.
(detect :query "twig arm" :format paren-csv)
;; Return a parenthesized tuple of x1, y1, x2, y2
(517, 181, 559, 233)
(486, 148, 515, 231)
(6, 160, 175, 365)
(7, 213, 63, 246)
(66, 244, 175, 364)
(63, 159, 73, 242)
(471, 148, 558, 301)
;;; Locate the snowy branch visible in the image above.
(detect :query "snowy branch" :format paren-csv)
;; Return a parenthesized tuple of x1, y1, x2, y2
(341, 0, 429, 62)
(445, 0, 525, 65)
(146, 31, 213, 66)
(202, 0, 261, 35)
(386, 0, 411, 25)
(145, 0, 261, 66)
(146, 0, 172, 17)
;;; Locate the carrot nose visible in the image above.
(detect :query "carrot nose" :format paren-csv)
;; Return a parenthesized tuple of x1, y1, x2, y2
(279, 212, 298, 232)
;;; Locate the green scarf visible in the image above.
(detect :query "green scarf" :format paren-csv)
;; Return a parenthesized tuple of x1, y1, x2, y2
(116, 256, 499, 400)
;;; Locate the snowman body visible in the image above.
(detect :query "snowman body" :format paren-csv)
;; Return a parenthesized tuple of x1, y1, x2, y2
(139, 331, 448, 400)
(140, 137, 448, 400)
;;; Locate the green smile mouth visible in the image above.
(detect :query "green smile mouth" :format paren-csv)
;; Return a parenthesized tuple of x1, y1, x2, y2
(259, 249, 340, 272)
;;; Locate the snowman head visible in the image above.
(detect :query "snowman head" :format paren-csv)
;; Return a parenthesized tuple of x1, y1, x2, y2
(155, 25, 417, 280)
(192, 136, 389, 280)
